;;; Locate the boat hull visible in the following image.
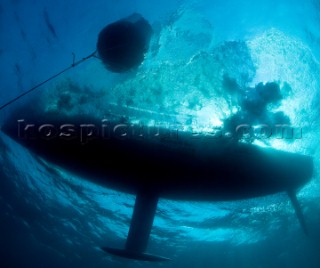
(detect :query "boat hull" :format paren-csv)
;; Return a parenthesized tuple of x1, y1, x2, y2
(2, 114, 313, 201)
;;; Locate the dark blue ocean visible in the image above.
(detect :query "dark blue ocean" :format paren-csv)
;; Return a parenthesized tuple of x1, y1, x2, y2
(1, 0, 320, 267)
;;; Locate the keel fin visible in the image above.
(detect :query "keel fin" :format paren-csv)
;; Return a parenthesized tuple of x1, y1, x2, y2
(102, 191, 170, 261)
(126, 191, 158, 252)
(287, 190, 308, 236)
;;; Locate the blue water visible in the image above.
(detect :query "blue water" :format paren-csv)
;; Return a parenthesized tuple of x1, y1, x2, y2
(1, 0, 320, 267)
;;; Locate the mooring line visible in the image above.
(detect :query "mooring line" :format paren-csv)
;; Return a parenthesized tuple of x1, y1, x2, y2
(0, 51, 97, 111)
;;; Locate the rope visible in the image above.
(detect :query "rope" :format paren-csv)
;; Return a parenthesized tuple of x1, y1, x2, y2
(0, 51, 97, 111)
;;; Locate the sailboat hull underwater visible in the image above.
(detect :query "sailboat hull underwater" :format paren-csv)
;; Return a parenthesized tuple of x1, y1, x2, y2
(0, 13, 314, 261)
(1, 112, 314, 261)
